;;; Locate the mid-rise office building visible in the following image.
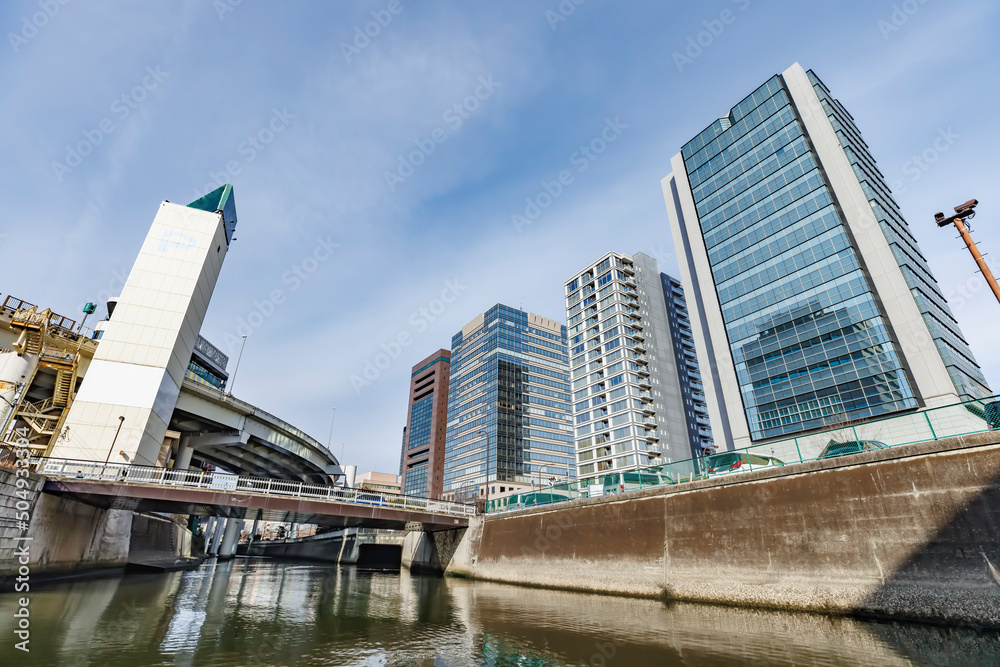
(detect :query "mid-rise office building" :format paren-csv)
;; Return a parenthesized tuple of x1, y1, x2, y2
(399, 350, 451, 498)
(663, 63, 990, 450)
(566, 252, 713, 481)
(356, 471, 401, 494)
(442, 304, 575, 499)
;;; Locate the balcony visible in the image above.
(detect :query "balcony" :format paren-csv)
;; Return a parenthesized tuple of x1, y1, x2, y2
(632, 331, 645, 342)
(636, 367, 650, 378)
(631, 353, 649, 364)
(637, 378, 652, 390)
(620, 263, 635, 275)
(624, 276, 637, 288)
(645, 432, 660, 442)
(641, 417, 657, 429)
(637, 391, 653, 402)
(641, 405, 656, 416)
(633, 341, 647, 353)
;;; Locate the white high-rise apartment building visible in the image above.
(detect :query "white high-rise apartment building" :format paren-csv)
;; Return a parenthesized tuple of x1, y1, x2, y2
(565, 251, 713, 481)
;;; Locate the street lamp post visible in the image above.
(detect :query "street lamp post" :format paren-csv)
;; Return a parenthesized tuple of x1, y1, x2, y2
(104, 415, 125, 465)
(476, 429, 490, 508)
(228, 335, 248, 396)
(935, 199, 1000, 307)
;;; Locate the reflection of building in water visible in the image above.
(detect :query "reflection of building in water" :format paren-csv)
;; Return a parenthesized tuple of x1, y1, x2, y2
(56, 577, 124, 657)
(737, 301, 914, 439)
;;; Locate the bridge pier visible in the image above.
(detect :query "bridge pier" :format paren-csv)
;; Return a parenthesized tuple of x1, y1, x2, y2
(218, 517, 241, 560)
(203, 517, 218, 545)
(172, 434, 194, 469)
(208, 519, 227, 556)
(401, 525, 468, 574)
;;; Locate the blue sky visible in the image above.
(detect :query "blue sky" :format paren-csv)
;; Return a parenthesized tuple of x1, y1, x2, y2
(2, 0, 998, 475)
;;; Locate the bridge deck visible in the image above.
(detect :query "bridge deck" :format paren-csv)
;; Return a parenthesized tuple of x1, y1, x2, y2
(36, 458, 473, 531)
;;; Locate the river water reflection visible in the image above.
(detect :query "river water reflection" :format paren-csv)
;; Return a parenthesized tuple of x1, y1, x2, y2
(1, 559, 997, 666)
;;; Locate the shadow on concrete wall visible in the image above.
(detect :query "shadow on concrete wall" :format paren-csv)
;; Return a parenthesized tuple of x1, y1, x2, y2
(863, 463, 1000, 651)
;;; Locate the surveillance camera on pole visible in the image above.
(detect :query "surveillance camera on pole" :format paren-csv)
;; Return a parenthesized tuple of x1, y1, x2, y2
(934, 199, 1000, 307)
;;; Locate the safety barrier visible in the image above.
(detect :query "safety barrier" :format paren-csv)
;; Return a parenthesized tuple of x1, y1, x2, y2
(0, 452, 476, 518)
(487, 394, 1000, 513)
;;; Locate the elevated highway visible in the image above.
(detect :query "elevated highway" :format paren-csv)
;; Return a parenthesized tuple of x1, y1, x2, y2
(172, 378, 341, 484)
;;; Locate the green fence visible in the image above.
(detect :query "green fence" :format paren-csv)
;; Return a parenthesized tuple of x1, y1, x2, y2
(485, 395, 1000, 514)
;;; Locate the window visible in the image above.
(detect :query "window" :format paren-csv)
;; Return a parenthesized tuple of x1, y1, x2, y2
(408, 396, 435, 450)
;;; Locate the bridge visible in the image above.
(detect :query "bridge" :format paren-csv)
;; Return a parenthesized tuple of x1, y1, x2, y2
(30, 456, 474, 532)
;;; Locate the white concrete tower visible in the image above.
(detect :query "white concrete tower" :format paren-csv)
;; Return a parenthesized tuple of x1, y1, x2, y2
(53, 186, 237, 465)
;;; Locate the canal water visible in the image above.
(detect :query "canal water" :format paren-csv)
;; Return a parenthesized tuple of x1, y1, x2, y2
(1, 559, 997, 666)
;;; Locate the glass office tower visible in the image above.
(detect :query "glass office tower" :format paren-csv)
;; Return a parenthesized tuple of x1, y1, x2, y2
(399, 350, 451, 498)
(663, 63, 990, 450)
(442, 304, 576, 499)
(565, 252, 713, 482)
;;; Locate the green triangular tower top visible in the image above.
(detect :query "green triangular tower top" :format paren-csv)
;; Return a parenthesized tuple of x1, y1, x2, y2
(187, 184, 238, 244)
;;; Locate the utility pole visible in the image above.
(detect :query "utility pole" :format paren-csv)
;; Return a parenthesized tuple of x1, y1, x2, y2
(935, 199, 1000, 306)
(228, 335, 248, 395)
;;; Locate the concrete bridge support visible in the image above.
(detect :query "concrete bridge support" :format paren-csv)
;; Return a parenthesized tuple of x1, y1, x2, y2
(209, 518, 227, 556)
(0, 467, 197, 582)
(172, 434, 194, 470)
(218, 517, 241, 560)
(203, 517, 218, 547)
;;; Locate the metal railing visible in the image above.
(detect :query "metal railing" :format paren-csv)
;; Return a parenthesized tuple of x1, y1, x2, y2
(486, 394, 1000, 514)
(1, 453, 476, 518)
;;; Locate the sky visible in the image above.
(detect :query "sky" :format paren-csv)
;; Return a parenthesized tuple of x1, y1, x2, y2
(2, 0, 999, 476)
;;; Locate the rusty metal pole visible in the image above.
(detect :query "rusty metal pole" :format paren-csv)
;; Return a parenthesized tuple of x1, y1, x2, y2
(951, 216, 1000, 306)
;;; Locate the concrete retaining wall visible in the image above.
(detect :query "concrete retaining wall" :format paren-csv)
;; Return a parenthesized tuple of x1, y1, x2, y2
(129, 513, 195, 565)
(405, 432, 1000, 628)
(1, 467, 199, 580)
(0, 467, 131, 580)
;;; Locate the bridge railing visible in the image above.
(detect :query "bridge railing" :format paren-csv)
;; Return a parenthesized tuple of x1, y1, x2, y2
(0, 452, 476, 518)
(486, 394, 1000, 514)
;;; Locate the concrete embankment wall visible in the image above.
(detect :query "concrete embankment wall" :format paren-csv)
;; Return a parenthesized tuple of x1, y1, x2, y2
(129, 513, 196, 564)
(0, 467, 132, 580)
(404, 432, 1000, 628)
(1, 466, 199, 581)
